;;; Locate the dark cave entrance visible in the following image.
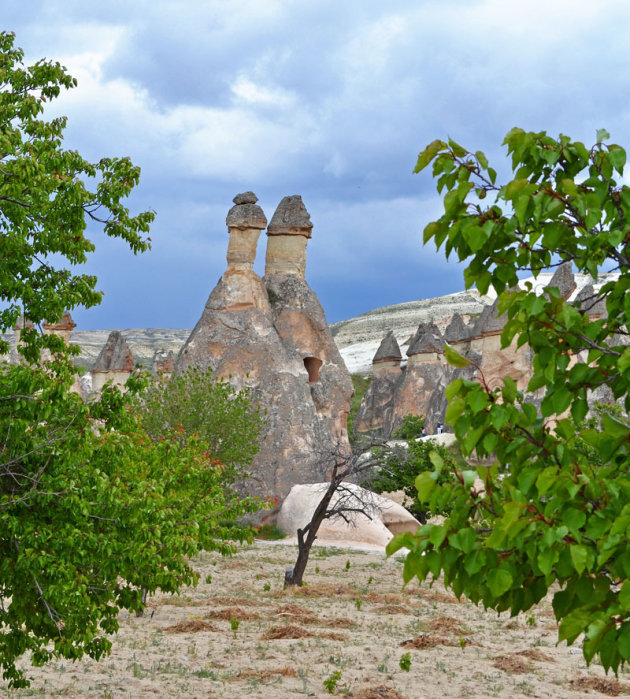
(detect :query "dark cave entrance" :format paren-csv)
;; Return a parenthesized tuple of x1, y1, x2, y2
(303, 356, 322, 383)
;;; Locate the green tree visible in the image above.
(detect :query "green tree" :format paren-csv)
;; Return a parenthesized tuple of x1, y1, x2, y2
(0, 32, 261, 687)
(389, 128, 630, 673)
(135, 365, 265, 486)
(0, 31, 153, 363)
(367, 419, 462, 523)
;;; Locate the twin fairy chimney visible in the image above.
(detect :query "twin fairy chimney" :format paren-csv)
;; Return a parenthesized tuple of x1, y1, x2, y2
(176, 193, 353, 504)
(354, 261, 611, 438)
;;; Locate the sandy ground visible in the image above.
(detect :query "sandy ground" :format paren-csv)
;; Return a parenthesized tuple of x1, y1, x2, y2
(4, 540, 630, 698)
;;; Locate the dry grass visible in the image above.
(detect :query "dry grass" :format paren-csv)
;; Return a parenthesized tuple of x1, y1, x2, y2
(420, 590, 460, 604)
(321, 616, 358, 629)
(260, 624, 314, 640)
(517, 648, 555, 663)
(204, 606, 262, 621)
(399, 634, 458, 650)
(280, 582, 356, 598)
(260, 624, 346, 641)
(424, 615, 468, 636)
(272, 603, 319, 624)
(225, 666, 297, 683)
(373, 604, 414, 615)
(347, 686, 409, 698)
(492, 654, 532, 674)
(567, 675, 630, 696)
(162, 619, 218, 633)
(8, 541, 623, 698)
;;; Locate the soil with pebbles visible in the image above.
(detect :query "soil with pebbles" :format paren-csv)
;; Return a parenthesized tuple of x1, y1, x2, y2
(7, 540, 630, 698)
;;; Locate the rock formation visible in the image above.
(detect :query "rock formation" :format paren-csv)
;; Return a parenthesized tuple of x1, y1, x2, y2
(384, 322, 448, 435)
(276, 482, 420, 547)
(43, 310, 77, 344)
(91, 330, 135, 393)
(354, 263, 624, 439)
(152, 349, 174, 377)
(176, 193, 353, 502)
(354, 332, 402, 433)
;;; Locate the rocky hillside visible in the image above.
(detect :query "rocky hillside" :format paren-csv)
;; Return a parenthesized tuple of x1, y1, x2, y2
(330, 289, 489, 374)
(68, 328, 190, 370)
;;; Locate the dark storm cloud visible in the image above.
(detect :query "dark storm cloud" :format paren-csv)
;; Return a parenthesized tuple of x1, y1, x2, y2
(4, 1, 630, 329)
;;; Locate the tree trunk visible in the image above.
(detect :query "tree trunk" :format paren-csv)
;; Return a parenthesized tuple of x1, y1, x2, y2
(284, 470, 340, 587)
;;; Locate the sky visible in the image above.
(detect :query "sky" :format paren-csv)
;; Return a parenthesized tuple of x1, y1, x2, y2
(5, 1, 630, 330)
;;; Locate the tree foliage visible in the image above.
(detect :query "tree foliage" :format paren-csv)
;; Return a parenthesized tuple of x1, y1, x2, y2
(1, 366, 260, 687)
(135, 366, 265, 485)
(0, 33, 261, 687)
(389, 128, 630, 673)
(368, 426, 461, 523)
(0, 30, 154, 362)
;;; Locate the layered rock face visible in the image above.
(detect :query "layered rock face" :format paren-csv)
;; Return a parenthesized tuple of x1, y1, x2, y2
(176, 193, 352, 501)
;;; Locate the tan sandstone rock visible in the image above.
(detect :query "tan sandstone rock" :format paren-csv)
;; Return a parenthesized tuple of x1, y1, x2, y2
(91, 330, 135, 393)
(276, 482, 420, 546)
(176, 193, 352, 503)
(354, 331, 402, 434)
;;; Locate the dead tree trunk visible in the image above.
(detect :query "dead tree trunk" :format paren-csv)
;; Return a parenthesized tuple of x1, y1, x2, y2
(284, 469, 341, 587)
(283, 441, 386, 587)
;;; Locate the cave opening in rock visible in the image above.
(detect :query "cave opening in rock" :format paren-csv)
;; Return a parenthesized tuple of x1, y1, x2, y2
(303, 356, 322, 383)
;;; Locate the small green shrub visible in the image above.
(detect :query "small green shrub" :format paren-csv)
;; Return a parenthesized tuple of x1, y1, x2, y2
(254, 524, 286, 540)
(393, 414, 425, 440)
(347, 374, 372, 445)
(323, 669, 342, 694)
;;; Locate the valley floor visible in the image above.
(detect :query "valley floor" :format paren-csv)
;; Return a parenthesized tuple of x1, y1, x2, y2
(6, 541, 627, 698)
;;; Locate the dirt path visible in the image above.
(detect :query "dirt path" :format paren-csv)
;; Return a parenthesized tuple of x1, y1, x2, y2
(6, 541, 629, 698)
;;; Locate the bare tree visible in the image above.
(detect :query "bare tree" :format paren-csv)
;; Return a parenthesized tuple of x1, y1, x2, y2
(284, 439, 388, 587)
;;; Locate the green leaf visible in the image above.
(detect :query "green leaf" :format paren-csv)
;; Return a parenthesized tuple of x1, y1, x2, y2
(570, 545, 590, 575)
(618, 348, 630, 374)
(464, 549, 486, 576)
(445, 378, 463, 402)
(415, 472, 437, 502)
(562, 508, 586, 534)
(429, 450, 444, 471)
(596, 128, 610, 143)
(429, 525, 447, 548)
(415, 140, 447, 173)
(601, 412, 630, 440)
(450, 528, 475, 554)
(618, 622, 630, 661)
(619, 581, 630, 610)
(448, 137, 467, 157)
(444, 343, 470, 368)
(486, 568, 513, 597)
(608, 144, 626, 174)
(386, 533, 412, 557)
(536, 467, 558, 496)
(502, 377, 517, 403)
(537, 548, 558, 576)
(559, 609, 591, 644)
(475, 150, 488, 170)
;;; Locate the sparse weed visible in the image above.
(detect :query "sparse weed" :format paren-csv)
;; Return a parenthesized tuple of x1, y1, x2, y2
(323, 669, 342, 694)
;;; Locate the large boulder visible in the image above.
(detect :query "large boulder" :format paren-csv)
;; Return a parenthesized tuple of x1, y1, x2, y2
(277, 482, 420, 547)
